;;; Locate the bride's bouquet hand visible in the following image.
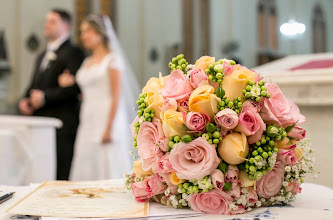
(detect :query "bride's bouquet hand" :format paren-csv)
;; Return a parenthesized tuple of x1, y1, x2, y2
(58, 69, 75, 87)
(101, 128, 112, 144)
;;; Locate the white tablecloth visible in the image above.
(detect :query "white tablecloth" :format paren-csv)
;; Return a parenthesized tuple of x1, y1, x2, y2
(0, 182, 333, 220)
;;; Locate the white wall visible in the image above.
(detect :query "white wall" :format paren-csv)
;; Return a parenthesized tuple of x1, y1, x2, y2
(0, 0, 75, 107)
(1, 0, 333, 103)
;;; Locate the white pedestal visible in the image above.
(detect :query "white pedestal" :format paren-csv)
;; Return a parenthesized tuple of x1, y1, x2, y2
(0, 115, 62, 185)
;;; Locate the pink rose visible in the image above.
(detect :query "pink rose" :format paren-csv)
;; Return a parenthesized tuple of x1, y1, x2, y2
(157, 154, 174, 174)
(247, 187, 258, 204)
(211, 169, 225, 190)
(252, 70, 263, 83)
(183, 112, 210, 133)
(256, 160, 285, 198)
(242, 100, 261, 112)
(222, 61, 236, 76)
(288, 126, 306, 140)
(278, 149, 297, 165)
(260, 83, 306, 128)
(187, 190, 232, 214)
(129, 116, 140, 137)
(169, 137, 220, 180)
(225, 165, 239, 183)
(214, 109, 239, 131)
(177, 99, 189, 112)
(235, 105, 266, 144)
(137, 119, 166, 172)
(161, 70, 193, 101)
(132, 180, 149, 203)
(161, 98, 177, 112)
(226, 182, 241, 199)
(285, 181, 302, 195)
(145, 174, 167, 198)
(188, 69, 209, 88)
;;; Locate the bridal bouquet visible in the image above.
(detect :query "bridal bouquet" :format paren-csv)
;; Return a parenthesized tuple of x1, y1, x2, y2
(126, 54, 315, 215)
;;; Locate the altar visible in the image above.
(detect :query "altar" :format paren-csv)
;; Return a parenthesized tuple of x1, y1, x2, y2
(0, 115, 62, 185)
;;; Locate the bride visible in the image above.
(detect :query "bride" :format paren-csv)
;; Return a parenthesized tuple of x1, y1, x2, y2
(58, 14, 139, 180)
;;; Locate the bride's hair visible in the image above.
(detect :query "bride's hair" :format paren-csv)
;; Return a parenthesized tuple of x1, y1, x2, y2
(84, 14, 110, 49)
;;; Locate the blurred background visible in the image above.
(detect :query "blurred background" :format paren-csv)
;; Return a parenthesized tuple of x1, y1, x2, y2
(0, 0, 332, 186)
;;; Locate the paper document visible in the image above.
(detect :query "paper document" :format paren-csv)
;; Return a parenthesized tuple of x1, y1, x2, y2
(6, 180, 148, 218)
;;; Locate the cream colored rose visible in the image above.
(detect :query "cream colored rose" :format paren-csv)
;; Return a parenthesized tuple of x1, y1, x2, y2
(169, 172, 186, 185)
(239, 170, 255, 187)
(294, 147, 304, 160)
(222, 69, 255, 101)
(142, 72, 168, 93)
(160, 109, 187, 138)
(133, 159, 153, 178)
(194, 56, 215, 71)
(217, 132, 249, 165)
(188, 85, 221, 121)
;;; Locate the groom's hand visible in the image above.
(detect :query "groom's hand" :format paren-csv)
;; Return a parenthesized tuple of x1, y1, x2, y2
(30, 89, 45, 110)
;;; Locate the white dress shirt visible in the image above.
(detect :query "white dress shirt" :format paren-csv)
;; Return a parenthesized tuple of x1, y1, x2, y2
(40, 34, 69, 71)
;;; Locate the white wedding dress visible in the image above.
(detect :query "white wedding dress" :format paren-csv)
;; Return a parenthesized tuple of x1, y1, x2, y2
(70, 53, 132, 181)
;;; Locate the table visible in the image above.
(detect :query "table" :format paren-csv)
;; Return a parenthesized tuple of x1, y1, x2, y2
(0, 182, 333, 220)
(0, 115, 62, 185)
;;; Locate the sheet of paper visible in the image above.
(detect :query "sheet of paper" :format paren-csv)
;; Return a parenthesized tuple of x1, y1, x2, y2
(6, 180, 148, 218)
(41, 201, 204, 220)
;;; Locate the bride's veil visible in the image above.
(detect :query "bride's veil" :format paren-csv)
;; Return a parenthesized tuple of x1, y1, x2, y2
(102, 15, 140, 122)
(85, 14, 140, 175)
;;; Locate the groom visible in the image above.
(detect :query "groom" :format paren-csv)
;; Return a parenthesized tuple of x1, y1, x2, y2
(18, 9, 85, 180)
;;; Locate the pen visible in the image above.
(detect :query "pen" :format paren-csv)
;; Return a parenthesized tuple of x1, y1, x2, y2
(0, 192, 15, 204)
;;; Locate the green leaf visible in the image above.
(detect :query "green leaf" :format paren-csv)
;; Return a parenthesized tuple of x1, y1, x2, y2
(285, 121, 298, 133)
(223, 182, 232, 191)
(218, 162, 228, 173)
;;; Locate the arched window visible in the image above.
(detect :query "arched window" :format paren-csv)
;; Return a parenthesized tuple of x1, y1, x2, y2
(312, 4, 326, 53)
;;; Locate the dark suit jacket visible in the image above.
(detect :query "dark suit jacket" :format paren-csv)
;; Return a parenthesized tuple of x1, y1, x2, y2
(24, 40, 85, 134)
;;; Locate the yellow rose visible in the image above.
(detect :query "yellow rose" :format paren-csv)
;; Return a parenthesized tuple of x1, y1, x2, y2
(142, 72, 168, 93)
(145, 90, 164, 119)
(239, 170, 255, 187)
(276, 138, 298, 149)
(222, 69, 255, 101)
(160, 109, 187, 138)
(195, 56, 216, 71)
(217, 132, 249, 165)
(294, 147, 304, 160)
(169, 172, 186, 185)
(142, 73, 168, 119)
(133, 159, 153, 178)
(188, 85, 221, 121)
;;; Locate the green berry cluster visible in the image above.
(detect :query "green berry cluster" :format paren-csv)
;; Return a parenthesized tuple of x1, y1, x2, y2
(136, 93, 148, 117)
(168, 135, 193, 151)
(169, 54, 188, 73)
(217, 97, 243, 114)
(245, 129, 284, 180)
(199, 123, 222, 147)
(242, 80, 270, 102)
(132, 122, 140, 150)
(266, 124, 287, 141)
(133, 136, 138, 151)
(142, 108, 154, 122)
(205, 59, 235, 83)
(178, 176, 214, 194)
